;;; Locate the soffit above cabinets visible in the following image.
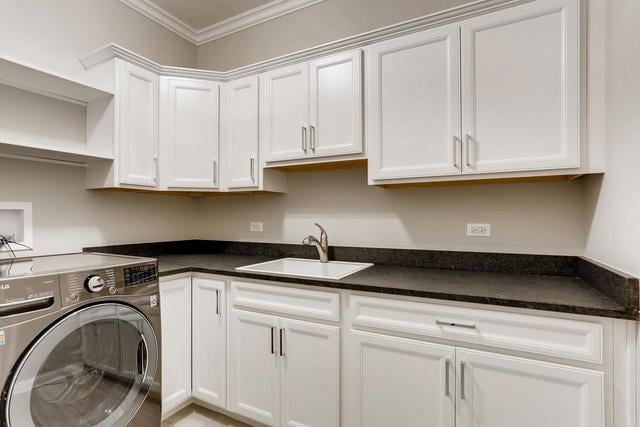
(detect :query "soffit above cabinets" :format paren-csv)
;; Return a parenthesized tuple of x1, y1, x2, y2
(119, 0, 326, 46)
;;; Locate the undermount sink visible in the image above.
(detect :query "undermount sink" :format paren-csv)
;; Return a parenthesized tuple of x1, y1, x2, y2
(236, 258, 373, 280)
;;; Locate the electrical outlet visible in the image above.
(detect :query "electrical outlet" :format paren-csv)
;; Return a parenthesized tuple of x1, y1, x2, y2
(467, 223, 491, 237)
(250, 222, 264, 232)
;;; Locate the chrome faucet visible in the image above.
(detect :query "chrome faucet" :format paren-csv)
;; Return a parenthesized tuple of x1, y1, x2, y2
(302, 223, 329, 263)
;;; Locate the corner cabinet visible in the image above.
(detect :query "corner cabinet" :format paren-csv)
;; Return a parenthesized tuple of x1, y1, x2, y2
(260, 49, 363, 165)
(367, 0, 584, 185)
(159, 77, 221, 190)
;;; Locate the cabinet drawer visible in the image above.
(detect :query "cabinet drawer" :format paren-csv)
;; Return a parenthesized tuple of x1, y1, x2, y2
(349, 295, 603, 363)
(231, 280, 340, 322)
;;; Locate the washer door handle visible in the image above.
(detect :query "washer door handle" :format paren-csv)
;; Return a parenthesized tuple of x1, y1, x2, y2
(136, 336, 148, 378)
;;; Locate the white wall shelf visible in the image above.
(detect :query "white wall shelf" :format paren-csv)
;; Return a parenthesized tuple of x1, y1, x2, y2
(0, 56, 113, 105)
(0, 138, 113, 167)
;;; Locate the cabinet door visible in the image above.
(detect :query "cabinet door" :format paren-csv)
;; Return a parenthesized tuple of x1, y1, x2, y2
(228, 309, 280, 426)
(456, 349, 604, 427)
(367, 24, 461, 181)
(225, 76, 259, 189)
(260, 63, 309, 162)
(344, 330, 455, 427)
(192, 277, 226, 408)
(117, 60, 159, 187)
(280, 319, 340, 427)
(309, 50, 363, 158)
(460, 0, 579, 173)
(159, 276, 192, 415)
(161, 78, 220, 188)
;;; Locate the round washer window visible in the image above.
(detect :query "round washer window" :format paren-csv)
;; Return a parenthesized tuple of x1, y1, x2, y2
(5, 303, 157, 427)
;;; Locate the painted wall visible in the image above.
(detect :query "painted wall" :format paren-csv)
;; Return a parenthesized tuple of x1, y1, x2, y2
(0, 159, 199, 257)
(584, 0, 640, 276)
(196, 0, 469, 70)
(0, 0, 199, 258)
(0, 0, 196, 80)
(197, 169, 587, 255)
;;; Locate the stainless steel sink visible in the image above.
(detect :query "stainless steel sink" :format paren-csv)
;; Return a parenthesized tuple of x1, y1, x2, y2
(236, 257, 373, 280)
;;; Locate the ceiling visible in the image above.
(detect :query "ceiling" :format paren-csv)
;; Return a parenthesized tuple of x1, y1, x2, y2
(147, 0, 274, 30)
(120, 0, 325, 46)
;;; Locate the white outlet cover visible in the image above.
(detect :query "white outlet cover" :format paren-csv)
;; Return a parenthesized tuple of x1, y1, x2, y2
(250, 222, 264, 232)
(467, 223, 491, 237)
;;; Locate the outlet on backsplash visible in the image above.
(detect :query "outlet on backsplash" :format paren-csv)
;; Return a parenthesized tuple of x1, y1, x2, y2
(250, 222, 264, 232)
(467, 223, 491, 237)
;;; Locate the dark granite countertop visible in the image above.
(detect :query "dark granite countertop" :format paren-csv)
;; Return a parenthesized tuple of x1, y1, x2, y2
(153, 253, 631, 319)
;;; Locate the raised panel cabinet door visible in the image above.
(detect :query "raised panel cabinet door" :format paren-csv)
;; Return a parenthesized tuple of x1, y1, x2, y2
(279, 318, 340, 427)
(159, 276, 192, 416)
(455, 349, 604, 427)
(161, 77, 220, 188)
(344, 330, 455, 427)
(225, 76, 259, 189)
(309, 49, 363, 158)
(117, 60, 159, 187)
(260, 62, 309, 162)
(228, 309, 280, 426)
(367, 24, 461, 181)
(191, 277, 226, 408)
(460, 0, 579, 173)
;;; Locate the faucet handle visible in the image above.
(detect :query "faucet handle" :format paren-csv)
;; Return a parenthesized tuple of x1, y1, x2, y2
(314, 223, 327, 244)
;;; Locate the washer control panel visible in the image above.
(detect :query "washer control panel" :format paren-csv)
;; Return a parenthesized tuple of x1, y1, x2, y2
(59, 260, 158, 307)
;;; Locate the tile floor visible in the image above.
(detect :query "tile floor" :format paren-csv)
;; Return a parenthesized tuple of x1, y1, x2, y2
(162, 405, 250, 427)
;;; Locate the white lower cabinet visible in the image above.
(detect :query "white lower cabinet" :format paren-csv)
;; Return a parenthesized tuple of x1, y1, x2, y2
(228, 287, 340, 427)
(192, 277, 226, 407)
(345, 330, 455, 427)
(159, 276, 192, 415)
(455, 349, 604, 427)
(346, 330, 604, 427)
(160, 275, 226, 417)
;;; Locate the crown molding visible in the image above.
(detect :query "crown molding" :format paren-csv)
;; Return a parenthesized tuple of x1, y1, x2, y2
(120, 0, 326, 46)
(83, 0, 529, 81)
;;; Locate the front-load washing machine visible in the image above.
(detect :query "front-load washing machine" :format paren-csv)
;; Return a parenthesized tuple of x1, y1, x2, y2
(0, 253, 161, 427)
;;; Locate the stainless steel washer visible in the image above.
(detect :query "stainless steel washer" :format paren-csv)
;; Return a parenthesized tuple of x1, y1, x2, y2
(0, 253, 161, 427)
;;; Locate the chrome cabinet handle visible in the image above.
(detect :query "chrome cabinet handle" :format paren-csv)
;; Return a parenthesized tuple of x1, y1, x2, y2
(465, 134, 472, 168)
(460, 362, 466, 400)
(250, 157, 256, 182)
(152, 154, 159, 181)
(436, 320, 476, 330)
(215, 289, 220, 315)
(302, 126, 308, 153)
(213, 159, 218, 186)
(279, 328, 285, 357)
(445, 359, 451, 396)
(310, 124, 316, 153)
(453, 136, 461, 169)
(271, 326, 276, 354)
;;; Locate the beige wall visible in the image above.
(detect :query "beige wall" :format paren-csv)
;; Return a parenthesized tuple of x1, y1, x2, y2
(197, 169, 587, 256)
(0, 159, 199, 256)
(584, 0, 640, 276)
(0, 0, 197, 80)
(196, 0, 469, 70)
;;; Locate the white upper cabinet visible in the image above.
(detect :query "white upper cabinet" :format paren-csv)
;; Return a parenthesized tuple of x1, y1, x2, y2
(225, 76, 260, 189)
(367, 0, 581, 184)
(261, 49, 363, 164)
(117, 61, 159, 187)
(367, 24, 461, 181)
(160, 77, 220, 189)
(460, 0, 579, 174)
(309, 50, 363, 158)
(260, 63, 309, 162)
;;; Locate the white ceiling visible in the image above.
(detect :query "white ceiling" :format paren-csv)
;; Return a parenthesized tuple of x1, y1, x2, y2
(147, 0, 274, 30)
(120, 0, 325, 45)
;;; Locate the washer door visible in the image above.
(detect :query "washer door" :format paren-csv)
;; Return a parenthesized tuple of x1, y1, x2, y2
(5, 303, 158, 427)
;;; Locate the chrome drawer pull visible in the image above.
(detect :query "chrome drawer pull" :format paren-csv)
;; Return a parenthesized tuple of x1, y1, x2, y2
(436, 320, 476, 329)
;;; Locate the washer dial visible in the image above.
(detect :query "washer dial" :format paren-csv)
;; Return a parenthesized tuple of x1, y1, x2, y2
(85, 275, 106, 293)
